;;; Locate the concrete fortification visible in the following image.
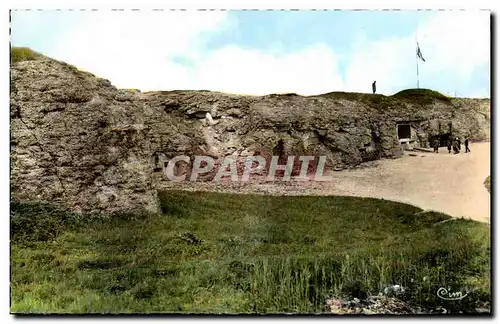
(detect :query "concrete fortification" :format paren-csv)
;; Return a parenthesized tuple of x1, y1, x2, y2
(10, 53, 491, 213)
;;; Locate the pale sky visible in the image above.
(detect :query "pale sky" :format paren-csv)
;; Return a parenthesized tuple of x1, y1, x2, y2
(11, 10, 490, 97)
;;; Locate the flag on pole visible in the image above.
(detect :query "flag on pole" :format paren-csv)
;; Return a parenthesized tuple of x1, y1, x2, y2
(416, 42, 426, 62)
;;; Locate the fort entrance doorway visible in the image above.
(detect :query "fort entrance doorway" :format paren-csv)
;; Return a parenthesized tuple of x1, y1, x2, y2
(397, 124, 411, 141)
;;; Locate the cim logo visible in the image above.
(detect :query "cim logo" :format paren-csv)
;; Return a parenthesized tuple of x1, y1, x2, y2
(437, 287, 469, 301)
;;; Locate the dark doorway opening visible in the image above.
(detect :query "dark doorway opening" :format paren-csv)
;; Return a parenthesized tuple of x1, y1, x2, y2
(397, 124, 411, 140)
(430, 133, 452, 147)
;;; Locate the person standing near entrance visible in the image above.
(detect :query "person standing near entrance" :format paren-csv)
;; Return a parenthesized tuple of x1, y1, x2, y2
(452, 138, 459, 154)
(433, 139, 439, 153)
(446, 139, 452, 153)
(465, 136, 470, 153)
(372, 81, 376, 94)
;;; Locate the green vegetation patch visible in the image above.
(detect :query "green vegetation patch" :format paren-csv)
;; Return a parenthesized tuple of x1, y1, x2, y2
(11, 47, 43, 63)
(11, 192, 490, 314)
(392, 88, 452, 104)
(484, 176, 491, 193)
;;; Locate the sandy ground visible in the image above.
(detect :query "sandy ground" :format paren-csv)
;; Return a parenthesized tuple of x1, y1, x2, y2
(318, 142, 491, 223)
(160, 142, 491, 223)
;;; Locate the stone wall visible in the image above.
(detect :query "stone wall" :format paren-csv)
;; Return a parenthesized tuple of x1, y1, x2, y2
(10, 56, 491, 214)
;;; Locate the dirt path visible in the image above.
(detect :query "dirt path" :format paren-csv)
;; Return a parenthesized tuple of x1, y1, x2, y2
(318, 142, 491, 223)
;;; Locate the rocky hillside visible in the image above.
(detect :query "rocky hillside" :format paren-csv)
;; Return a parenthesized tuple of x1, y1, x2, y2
(10, 49, 491, 214)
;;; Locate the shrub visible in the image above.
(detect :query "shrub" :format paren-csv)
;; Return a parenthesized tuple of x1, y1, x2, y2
(10, 201, 77, 243)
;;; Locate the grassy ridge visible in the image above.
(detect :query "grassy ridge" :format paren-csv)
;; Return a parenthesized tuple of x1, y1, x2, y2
(315, 88, 452, 111)
(11, 192, 490, 314)
(11, 47, 43, 63)
(393, 88, 452, 103)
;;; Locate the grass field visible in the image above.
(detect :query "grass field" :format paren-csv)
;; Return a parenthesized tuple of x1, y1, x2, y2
(11, 191, 490, 314)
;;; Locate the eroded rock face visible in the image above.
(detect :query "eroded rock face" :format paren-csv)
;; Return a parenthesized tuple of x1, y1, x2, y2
(10, 56, 491, 214)
(10, 58, 203, 213)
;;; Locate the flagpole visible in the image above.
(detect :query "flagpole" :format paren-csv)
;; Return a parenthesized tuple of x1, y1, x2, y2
(416, 51, 419, 89)
(415, 40, 420, 89)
